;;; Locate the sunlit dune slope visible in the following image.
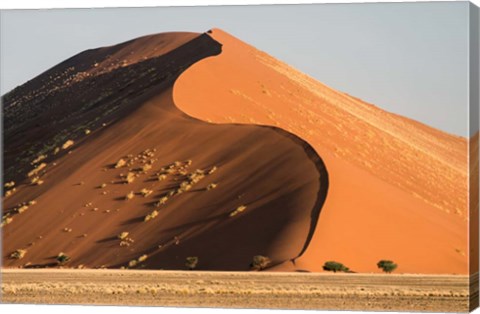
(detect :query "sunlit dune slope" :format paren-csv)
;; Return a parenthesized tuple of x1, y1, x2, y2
(2, 33, 328, 270)
(174, 28, 469, 274)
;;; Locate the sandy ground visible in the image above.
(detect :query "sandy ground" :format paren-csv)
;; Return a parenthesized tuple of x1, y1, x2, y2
(1, 269, 473, 312)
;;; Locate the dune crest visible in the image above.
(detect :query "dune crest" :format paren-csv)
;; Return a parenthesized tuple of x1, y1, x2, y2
(174, 28, 469, 274)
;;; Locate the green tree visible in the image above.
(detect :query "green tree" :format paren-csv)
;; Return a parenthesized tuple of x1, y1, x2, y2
(250, 255, 271, 270)
(322, 261, 349, 273)
(56, 252, 70, 265)
(377, 260, 397, 273)
(185, 256, 199, 270)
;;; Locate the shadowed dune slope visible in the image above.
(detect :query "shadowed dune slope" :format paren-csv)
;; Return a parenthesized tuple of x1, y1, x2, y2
(2, 33, 328, 270)
(174, 29, 469, 274)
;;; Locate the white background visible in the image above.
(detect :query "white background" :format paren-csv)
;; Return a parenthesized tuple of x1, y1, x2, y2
(0, 1, 479, 314)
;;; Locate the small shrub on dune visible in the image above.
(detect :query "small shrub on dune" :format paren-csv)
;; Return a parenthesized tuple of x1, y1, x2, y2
(156, 196, 169, 207)
(16, 205, 29, 214)
(32, 155, 47, 165)
(128, 260, 138, 268)
(1, 216, 13, 227)
(144, 210, 159, 222)
(4, 188, 16, 197)
(157, 174, 167, 181)
(179, 181, 192, 192)
(125, 191, 135, 200)
(118, 232, 129, 240)
(206, 183, 218, 191)
(138, 254, 148, 263)
(230, 205, 247, 217)
(377, 260, 398, 273)
(10, 249, 27, 260)
(118, 232, 134, 247)
(4, 181, 15, 189)
(140, 188, 153, 197)
(322, 261, 350, 273)
(61, 140, 74, 150)
(185, 256, 199, 270)
(250, 255, 271, 271)
(187, 168, 205, 181)
(124, 172, 136, 184)
(141, 164, 152, 173)
(28, 163, 47, 177)
(208, 166, 217, 175)
(56, 252, 71, 265)
(30, 176, 44, 185)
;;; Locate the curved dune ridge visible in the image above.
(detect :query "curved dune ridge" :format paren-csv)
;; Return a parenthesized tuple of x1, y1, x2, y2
(174, 29, 469, 274)
(2, 32, 329, 271)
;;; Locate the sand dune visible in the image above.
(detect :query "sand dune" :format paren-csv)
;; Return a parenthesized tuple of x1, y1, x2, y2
(174, 29, 469, 274)
(2, 33, 328, 270)
(2, 28, 471, 274)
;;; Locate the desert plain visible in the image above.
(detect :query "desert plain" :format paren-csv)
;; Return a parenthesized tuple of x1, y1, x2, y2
(1, 269, 476, 312)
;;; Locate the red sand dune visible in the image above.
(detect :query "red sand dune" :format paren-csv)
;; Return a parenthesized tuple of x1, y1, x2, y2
(2, 33, 328, 271)
(2, 29, 472, 274)
(174, 29, 470, 274)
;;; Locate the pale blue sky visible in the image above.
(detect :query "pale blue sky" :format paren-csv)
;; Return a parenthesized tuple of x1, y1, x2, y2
(0, 2, 472, 136)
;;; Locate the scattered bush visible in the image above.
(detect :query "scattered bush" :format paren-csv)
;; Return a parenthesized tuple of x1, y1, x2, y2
(128, 260, 138, 267)
(138, 254, 148, 263)
(157, 174, 167, 181)
(208, 166, 217, 174)
(125, 172, 135, 184)
(30, 176, 44, 185)
(322, 261, 350, 273)
(114, 158, 127, 169)
(206, 183, 218, 191)
(144, 210, 159, 222)
(56, 252, 70, 264)
(140, 188, 153, 197)
(250, 255, 271, 270)
(16, 205, 29, 214)
(61, 140, 74, 150)
(156, 197, 169, 207)
(377, 260, 397, 273)
(28, 163, 47, 177)
(10, 249, 27, 260)
(185, 256, 199, 270)
(118, 232, 129, 240)
(1, 216, 13, 227)
(98, 183, 107, 189)
(118, 231, 134, 246)
(32, 155, 47, 165)
(4, 188, 16, 197)
(141, 164, 152, 173)
(126, 191, 135, 200)
(230, 205, 247, 217)
(4, 181, 15, 188)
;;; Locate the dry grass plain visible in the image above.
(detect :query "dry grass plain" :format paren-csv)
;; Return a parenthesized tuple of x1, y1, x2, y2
(0, 269, 473, 312)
